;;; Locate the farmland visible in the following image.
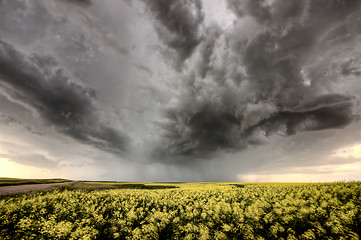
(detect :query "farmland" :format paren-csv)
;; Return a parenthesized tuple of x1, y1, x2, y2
(0, 177, 71, 186)
(1, 181, 360, 239)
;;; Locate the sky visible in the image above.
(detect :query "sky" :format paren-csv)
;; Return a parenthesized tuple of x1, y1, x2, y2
(0, 0, 360, 182)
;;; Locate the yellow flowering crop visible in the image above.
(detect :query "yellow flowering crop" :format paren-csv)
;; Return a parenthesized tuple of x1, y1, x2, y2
(0, 181, 360, 239)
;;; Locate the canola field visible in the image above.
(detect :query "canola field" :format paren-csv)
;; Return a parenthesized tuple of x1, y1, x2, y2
(1, 181, 360, 239)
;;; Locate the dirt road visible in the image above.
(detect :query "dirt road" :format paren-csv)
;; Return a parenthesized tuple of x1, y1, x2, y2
(0, 182, 72, 196)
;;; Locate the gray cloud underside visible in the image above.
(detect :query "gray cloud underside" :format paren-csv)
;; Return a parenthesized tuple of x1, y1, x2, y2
(0, 0, 360, 166)
(149, 0, 361, 160)
(12, 153, 59, 169)
(0, 113, 46, 136)
(0, 39, 129, 154)
(142, 0, 205, 70)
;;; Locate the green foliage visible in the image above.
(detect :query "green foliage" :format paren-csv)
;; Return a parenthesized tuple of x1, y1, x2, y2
(0, 177, 71, 186)
(1, 182, 360, 239)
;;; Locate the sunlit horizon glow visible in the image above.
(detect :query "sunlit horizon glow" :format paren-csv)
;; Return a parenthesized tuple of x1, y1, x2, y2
(238, 143, 361, 182)
(2, 145, 360, 182)
(0, 141, 360, 182)
(0, 158, 56, 179)
(332, 144, 361, 159)
(238, 161, 361, 182)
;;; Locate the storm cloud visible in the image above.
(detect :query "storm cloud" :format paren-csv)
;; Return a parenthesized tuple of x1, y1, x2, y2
(0, 0, 360, 181)
(142, 0, 205, 70)
(150, 0, 360, 160)
(0, 39, 129, 154)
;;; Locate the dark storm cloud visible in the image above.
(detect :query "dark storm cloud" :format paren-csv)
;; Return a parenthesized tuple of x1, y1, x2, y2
(142, 0, 204, 70)
(0, 39, 129, 154)
(246, 94, 356, 136)
(150, 0, 361, 160)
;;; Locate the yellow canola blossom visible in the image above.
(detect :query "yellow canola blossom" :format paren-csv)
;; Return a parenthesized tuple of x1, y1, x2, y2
(0, 181, 360, 239)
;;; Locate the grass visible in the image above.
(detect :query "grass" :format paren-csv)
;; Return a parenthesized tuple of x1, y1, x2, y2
(0, 177, 72, 186)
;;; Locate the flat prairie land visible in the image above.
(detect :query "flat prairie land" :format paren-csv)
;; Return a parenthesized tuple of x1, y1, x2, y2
(0, 177, 71, 186)
(1, 181, 360, 239)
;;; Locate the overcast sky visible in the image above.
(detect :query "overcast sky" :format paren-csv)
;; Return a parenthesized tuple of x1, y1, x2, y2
(0, 0, 360, 182)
